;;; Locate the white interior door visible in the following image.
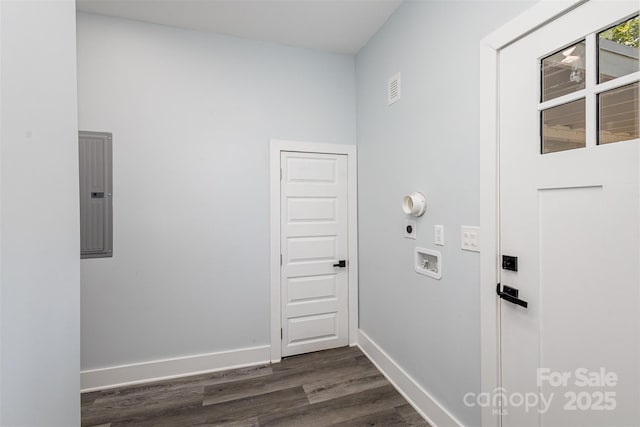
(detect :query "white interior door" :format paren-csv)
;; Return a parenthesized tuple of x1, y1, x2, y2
(499, 2, 639, 425)
(280, 151, 349, 357)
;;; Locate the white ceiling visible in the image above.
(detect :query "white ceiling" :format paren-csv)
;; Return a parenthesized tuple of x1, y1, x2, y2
(76, 0, 403, 54)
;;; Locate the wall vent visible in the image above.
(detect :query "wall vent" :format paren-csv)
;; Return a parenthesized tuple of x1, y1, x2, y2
(388, 72, 401, 106)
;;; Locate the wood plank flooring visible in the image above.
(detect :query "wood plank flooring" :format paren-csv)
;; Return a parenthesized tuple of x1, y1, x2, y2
(82, 346, 430, 427)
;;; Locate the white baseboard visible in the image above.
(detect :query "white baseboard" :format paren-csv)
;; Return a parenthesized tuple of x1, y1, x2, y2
(357, 330, 463, 427)
(81, 345, 271, 392)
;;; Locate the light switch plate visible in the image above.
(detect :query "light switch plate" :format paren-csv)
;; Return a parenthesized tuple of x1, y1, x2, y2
(461, 226, 480, 252)
(405, 219, 416, 239)
(434, 225, 444, 246)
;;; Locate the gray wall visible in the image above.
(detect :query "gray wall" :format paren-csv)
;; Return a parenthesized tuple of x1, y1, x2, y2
(77, 13, 356, 370)
(0, 1, 80, 425)
(355, 1, 533, 425)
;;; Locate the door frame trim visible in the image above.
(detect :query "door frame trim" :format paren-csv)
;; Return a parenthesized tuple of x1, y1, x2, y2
(269, 139, 358, 362)
(479, 1, 587, 425)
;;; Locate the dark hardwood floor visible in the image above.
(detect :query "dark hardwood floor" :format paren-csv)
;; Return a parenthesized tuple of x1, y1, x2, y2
(81, 346, 430, 426)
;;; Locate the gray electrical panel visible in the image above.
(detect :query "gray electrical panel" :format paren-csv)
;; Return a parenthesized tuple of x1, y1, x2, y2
(79, 131, 113, 258)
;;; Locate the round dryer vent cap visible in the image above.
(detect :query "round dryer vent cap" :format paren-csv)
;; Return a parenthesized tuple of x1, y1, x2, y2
(402, 192, 427, 217)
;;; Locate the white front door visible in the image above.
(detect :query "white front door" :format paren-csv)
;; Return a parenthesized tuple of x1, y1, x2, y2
(499, 2, 639, 425)
(280, 151, 349, 357)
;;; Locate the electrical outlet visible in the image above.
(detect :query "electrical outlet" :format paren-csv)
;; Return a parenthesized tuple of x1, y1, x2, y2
(461, 226, 480, 252)
(405, 219, 416, 239)
(434, 225, 444, 246)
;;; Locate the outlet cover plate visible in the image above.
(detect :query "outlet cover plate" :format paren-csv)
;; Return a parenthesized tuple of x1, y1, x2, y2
(405, 219, 417, 239)
(434, 225, 444, 246)
(461, 226, 480, 252)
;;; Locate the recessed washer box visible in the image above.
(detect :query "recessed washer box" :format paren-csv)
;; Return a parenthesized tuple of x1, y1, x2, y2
(415, 247, 442, 280)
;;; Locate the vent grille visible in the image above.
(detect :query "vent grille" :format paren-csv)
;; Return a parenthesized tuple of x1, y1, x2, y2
(388, 72, 401, 106)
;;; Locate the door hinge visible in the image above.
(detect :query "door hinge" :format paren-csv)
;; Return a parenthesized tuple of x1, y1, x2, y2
(280, 254, 282, 266)
(280, 328, 283, 340)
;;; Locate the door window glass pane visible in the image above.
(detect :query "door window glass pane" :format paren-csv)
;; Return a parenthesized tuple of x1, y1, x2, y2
(598, 16, 639, 83)
(542, 99, 586, 154)
(599, 82, 639, 144)
(542, 41, 586, 102)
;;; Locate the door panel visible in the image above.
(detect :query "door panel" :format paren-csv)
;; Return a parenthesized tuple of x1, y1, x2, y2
(287, 275, 337, 303)
(287, 236, 337, 263)
(499, 1, 640, 425)
(288, 313, 337, 344)
(287, 197, 337, 222)
(281, 151, 349, 357)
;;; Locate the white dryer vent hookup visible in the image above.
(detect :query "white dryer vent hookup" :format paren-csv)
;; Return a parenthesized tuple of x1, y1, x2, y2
(402, 192, 426, 217)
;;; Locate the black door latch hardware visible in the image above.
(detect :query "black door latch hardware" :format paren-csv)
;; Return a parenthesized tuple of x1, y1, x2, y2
(497, 283, 528, 308)
(502, 255, 518, 272)
(333, 260, 346, 268)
